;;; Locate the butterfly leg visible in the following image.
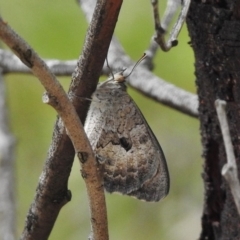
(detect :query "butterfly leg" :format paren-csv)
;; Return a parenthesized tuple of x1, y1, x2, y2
(151, 0, 191, 51)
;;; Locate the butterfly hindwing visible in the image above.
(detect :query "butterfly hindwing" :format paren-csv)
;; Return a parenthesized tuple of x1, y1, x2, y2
(84, 78, 169, 202)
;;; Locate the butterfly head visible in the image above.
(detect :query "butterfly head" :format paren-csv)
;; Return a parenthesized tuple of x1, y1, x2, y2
(99, 53, 147, 90)
(99, 68, 126, 90)
(112, 68, 127, 83)
(106, 53, 147, 84)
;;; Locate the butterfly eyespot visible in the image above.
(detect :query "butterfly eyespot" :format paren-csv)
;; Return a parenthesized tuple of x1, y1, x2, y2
(119, 137, 132, 151)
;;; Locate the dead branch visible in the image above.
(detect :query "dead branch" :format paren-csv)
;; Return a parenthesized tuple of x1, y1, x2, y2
(215, 99, 240, 215)
(0, 45, 198, 118)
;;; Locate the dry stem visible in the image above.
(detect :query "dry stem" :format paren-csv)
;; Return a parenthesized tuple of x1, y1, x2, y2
(215, 99, 240, 215)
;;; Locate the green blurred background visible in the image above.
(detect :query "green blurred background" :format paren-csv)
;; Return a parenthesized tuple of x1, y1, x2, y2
(0, 0, 203, 239)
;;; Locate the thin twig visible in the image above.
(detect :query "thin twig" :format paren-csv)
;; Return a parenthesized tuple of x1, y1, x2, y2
(0, 68, 16, 240)
(151, 0, 191, 51)
(162, 0, 182, 30)
(0, 16, 108, 240)
(215, 99, 240, 215)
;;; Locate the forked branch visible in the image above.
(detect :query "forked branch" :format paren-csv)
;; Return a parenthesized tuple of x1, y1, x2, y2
(151, 0, 191, 51)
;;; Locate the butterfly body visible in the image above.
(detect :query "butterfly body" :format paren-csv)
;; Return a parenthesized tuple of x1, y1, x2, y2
(84, 74, 169, 202)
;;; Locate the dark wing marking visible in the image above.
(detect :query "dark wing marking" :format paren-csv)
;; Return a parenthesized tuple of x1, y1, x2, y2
(95, 92, 169, 201)
(85, 80, 169, 202)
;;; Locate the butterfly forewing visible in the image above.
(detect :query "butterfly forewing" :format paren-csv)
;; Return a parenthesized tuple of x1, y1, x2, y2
(84, 78, 169, 202)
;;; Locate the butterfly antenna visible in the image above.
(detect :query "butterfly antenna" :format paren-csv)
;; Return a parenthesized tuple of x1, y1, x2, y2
(125, 53, 147, 78)
(105, 57, 114, 80)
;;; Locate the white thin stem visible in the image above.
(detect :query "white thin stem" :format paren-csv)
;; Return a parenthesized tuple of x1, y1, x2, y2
(162, 0, 182, 30)
(215, 99, 240, 215)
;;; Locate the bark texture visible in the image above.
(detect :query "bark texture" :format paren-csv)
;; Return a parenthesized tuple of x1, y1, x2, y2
(187, 1, 240, 239)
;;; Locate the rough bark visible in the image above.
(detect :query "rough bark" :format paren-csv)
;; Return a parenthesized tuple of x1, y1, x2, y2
(187, 1, 240, 239)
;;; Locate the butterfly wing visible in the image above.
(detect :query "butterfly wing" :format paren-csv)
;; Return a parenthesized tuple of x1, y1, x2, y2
(84, 80, 169, 202)
(127, 114, 170, 201)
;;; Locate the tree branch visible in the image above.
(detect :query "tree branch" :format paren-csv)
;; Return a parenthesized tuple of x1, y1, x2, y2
(215, 99, 240, 215)
(0, 47, 198, 117)
(0, 7, 113, 239)
(0, 68, 16, 240)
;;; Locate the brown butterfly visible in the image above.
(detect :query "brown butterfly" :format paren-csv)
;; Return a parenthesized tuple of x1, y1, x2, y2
(84, 56, 169, 201)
